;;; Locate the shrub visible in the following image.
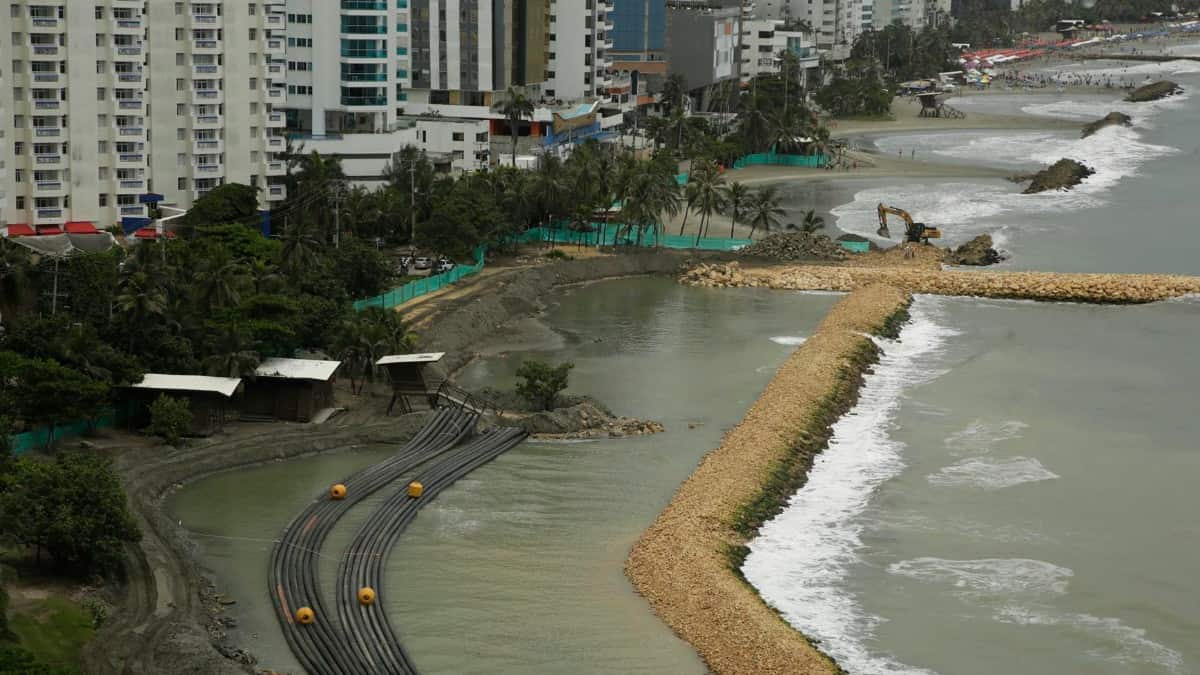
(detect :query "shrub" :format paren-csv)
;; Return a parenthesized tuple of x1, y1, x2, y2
(544, 249, 573, 261)
(515, 360, 574, 411)
(147, 394, 191, 446)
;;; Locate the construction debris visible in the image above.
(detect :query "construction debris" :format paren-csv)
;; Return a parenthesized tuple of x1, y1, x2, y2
(738, 233, 848, 261)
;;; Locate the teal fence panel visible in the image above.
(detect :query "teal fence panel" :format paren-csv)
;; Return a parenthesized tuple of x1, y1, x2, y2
(353, 244, 487, 311)
(840, 240, 870, 253)
(732, 152, 828, 170)
(9, 412, 120, 455)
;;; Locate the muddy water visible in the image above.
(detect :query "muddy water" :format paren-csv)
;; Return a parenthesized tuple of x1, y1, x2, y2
(168, 278, 840, 674)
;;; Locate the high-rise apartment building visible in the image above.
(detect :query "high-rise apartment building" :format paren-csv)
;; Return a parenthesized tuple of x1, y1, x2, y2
(0, 1, 288, 234)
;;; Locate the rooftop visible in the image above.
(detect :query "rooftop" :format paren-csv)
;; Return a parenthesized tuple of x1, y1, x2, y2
(376, 352, 446, 366)
(255, 357, 342, 381)
(130, 374, 242, 397)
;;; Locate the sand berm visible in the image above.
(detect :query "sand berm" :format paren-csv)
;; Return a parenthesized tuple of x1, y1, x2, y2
(626, 284, 911, 675)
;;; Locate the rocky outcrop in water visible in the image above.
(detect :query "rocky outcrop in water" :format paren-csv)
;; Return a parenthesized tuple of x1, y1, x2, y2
(1125, 80, 1182, 102)
(476, 388, 664, 438)
(946, 234, 1005, 266)
(1081, 111, 1132, 138)
(1017, 159, 1095, 194)
(738, 232, 847, 261)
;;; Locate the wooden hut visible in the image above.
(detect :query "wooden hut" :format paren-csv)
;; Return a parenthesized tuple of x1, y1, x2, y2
(242, 358, 341, 422)
(125, 374, 243, 437)
(376, 352, 445, 414)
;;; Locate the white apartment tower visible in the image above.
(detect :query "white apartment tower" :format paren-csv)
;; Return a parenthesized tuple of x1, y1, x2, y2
(0, 1, 288, 234)
(546, 0, 613, 102)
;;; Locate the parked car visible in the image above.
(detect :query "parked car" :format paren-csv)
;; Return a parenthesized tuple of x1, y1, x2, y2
(435, 259, 456, 274)
(413, 256, 432, 270)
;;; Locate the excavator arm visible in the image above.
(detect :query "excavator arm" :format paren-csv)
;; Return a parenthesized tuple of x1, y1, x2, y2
(876, 203, 942, 243)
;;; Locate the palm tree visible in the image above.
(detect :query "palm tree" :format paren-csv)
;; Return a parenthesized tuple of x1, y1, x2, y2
(746, 186, 786, 240)
(689, 160, 727, 245)
(801, 209, 825, 234)
(739, 91, 772, 153)
(293, 151, 345, 242)
(115, 271, 166, 351)
(202, 325, 260, 378)
(724, 182, 749, 238)
(280, 219, 321, 278)
(248, 258, 282, 294)
(493, 87, 535, 168)
(662, 73, 687, 114)
(677, 181, 699, 236)
(194, 246, 243, 312)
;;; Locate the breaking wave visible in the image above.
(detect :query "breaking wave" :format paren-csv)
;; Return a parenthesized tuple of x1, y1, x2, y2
(926, 456, 1060, 490)
(742, 297, 956, 674)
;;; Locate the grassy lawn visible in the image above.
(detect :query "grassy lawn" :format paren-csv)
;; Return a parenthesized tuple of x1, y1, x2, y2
(6, 596, 92, 673)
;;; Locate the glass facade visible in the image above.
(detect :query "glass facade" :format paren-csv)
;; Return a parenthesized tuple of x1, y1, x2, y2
(611, 0, 664, 53)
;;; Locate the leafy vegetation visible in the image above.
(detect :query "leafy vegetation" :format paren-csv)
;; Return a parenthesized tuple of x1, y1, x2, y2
(0, 452, 140, 577)
(515, 360, 574, 411)
(5, 597, 92, 673)
(147, 395, 191, 447)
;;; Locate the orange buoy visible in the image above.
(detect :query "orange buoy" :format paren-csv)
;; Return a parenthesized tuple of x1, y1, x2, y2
(296, 606, 315, 625)
(330, 484, 347, 500)
(358, 587, 376, 606)
(407, 481, 424, 498)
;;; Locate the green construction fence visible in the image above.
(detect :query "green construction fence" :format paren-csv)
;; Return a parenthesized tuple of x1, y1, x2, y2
(732, 152, 829, 170)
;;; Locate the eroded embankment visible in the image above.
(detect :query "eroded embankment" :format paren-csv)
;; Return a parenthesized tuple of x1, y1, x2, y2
(626, 284, 912, 675)
(682, 262, 1200, 303)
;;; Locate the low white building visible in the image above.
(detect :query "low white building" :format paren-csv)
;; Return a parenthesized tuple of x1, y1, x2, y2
(295, 117, 490, 188)
(740, 20, 821, 90)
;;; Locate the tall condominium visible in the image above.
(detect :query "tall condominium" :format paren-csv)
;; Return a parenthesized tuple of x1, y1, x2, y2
(282, 0, 611, 138)
(0, 0, 288, 234)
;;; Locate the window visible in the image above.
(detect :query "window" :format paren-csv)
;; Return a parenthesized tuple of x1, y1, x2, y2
(95, 6, 104, 19)
(176, 78, 186, 91)
(97, 87, 106, 101)
(99, 194, 108, 207)
(176, 52, 185, 66)
(176, 103, 185, 116)
(178, 177, 188, 190)
(175, 2, 184, 16)
(98, 167, 109, 179)
(13, 170, 23, 183)
(177, 153, 187, 166)
(248, 3, 257, 15)
(249, 77, 257, 89)
(96, 60, 106, 73)
(97, 140, 108, 153)
(452, 132, 464, 141)
(16, 197, 25, 210)
(97, 114, 108, 126)
(249, 102, 258, 114)
(176, 128, 186, 141)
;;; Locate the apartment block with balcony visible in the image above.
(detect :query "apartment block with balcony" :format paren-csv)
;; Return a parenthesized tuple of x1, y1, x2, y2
(545, 0, 614, 102)
(739, 19, 819, 89)
(0, 1, 287, 234)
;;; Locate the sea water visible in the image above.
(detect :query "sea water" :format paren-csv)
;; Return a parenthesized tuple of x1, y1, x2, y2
(745, 296, 1200, 675)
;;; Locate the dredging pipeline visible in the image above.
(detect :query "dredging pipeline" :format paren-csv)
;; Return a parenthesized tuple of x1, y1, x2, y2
(626, 284, 912, 675)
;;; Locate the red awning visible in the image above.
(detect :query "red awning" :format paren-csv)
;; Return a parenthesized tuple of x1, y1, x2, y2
(6, 224, 34, 238)
(36, 226, 64, 236)
(134, 227, 176, 240)
(65, 221, 99, 234)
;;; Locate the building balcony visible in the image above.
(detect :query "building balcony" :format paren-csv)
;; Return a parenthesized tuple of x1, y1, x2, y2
(194, 163, 224, 175)
(112, 17, 143, 34)
(266, 161, 286, 176)
(28, 16, 62, 31)
(266, 88, 286, 102)
(193, 39, 220, 52)
(116, 98, 144, 110)
(36, 208, 66, 222)
(119, 205, 147, 216)
(31, 72, 60, 83)
(116, 71, 144, 83)
(341, 72, 388, 85)
(266, 184, 287, 201)
(266, 39, 285, 54)
(34, 154, 63, 167)
(32, 99, 61, 111)
(30, 45, 60, 58)
(34, 127, 62, 138)
(36, 181, 65, 195)
(194, 114, 222, 128)
(341, 0, 388, 9)
(194, 139, 223, 153)
(117, 178, 146, 193)
(115, 125, 144, 138)
(267, 63, 286, 80)
(267, 112, 285, 127)
(118, 153, 145, 166)
(114, 44, 143, 59)
(190, 13, 221, 27)
(340, 95, 387, 108)
(194, 64, 221, 76)
(266, 136, 285, 150)
(192, 89, 224, 105)
(265, 13, 285, 28)
(341, 48, 387, 59)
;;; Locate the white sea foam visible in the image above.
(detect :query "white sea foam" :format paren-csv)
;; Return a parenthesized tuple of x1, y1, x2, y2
(887, 557, 1073, 597)
(926, 456, 1060, 490)
(742, 297, 957, 675)
(943, 419, 1029, 455)
(769, 335, 808, 346)
(995, 606, 1185, 672)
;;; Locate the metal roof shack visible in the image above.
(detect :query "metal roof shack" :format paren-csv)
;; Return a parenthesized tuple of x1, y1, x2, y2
(242, 358, 341, 422)
(124, 374, 243, 436)
(376, 353, 445, 414)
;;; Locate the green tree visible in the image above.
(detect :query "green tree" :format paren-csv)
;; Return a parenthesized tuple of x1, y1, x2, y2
(724, 182, 750, 238)
(493, 87, 535, 167)
(14, 358, 110, 444)
(183, 183, 261, 229)
(0, 452, 141, 576)
(515, 360, 574, 411)
(192, 243, 244, 312)
(801, 209, 826, 234)
(689, 160, 727, 244)
(661, 73, 688, 114)
(747, 186, 787, 239)
(331, 237, 392, 299)
(147, 394, 191, 446)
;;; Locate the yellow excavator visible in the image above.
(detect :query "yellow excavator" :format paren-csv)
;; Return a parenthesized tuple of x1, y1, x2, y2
(876, 203, 942, 243)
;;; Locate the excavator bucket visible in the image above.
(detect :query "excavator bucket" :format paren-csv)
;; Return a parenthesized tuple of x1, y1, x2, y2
(877, 223, 891, 238)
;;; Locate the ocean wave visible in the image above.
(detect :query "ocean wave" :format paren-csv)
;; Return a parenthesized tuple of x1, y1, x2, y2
(943, 419, 1029, 455)
(1021, 88, 1193, 123)
(995, 606, 1185, 673)
(742, 297, 957, 675)
(769, 335, 808, 346)
(888, 557, 1073, 597)
(926, 456, 1060, 490)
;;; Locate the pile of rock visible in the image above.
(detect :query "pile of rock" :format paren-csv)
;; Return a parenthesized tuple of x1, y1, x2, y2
(946, 234, 1006, 266)
(1125, 80, 1181, 103)
(738, 232, 847, 261)
(508, 400, 664, 439)
(679, 262, 767, 288)
(1081, 111, 1132, 138)
(1017, 158, 1095, 194)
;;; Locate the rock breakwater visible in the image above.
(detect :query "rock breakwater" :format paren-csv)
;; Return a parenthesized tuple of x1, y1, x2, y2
(1081, 111, 1132, 138)
(680, 262, 1200, 304)
(1125, 80, 1182, 102)
(626, 284, 911, 675)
